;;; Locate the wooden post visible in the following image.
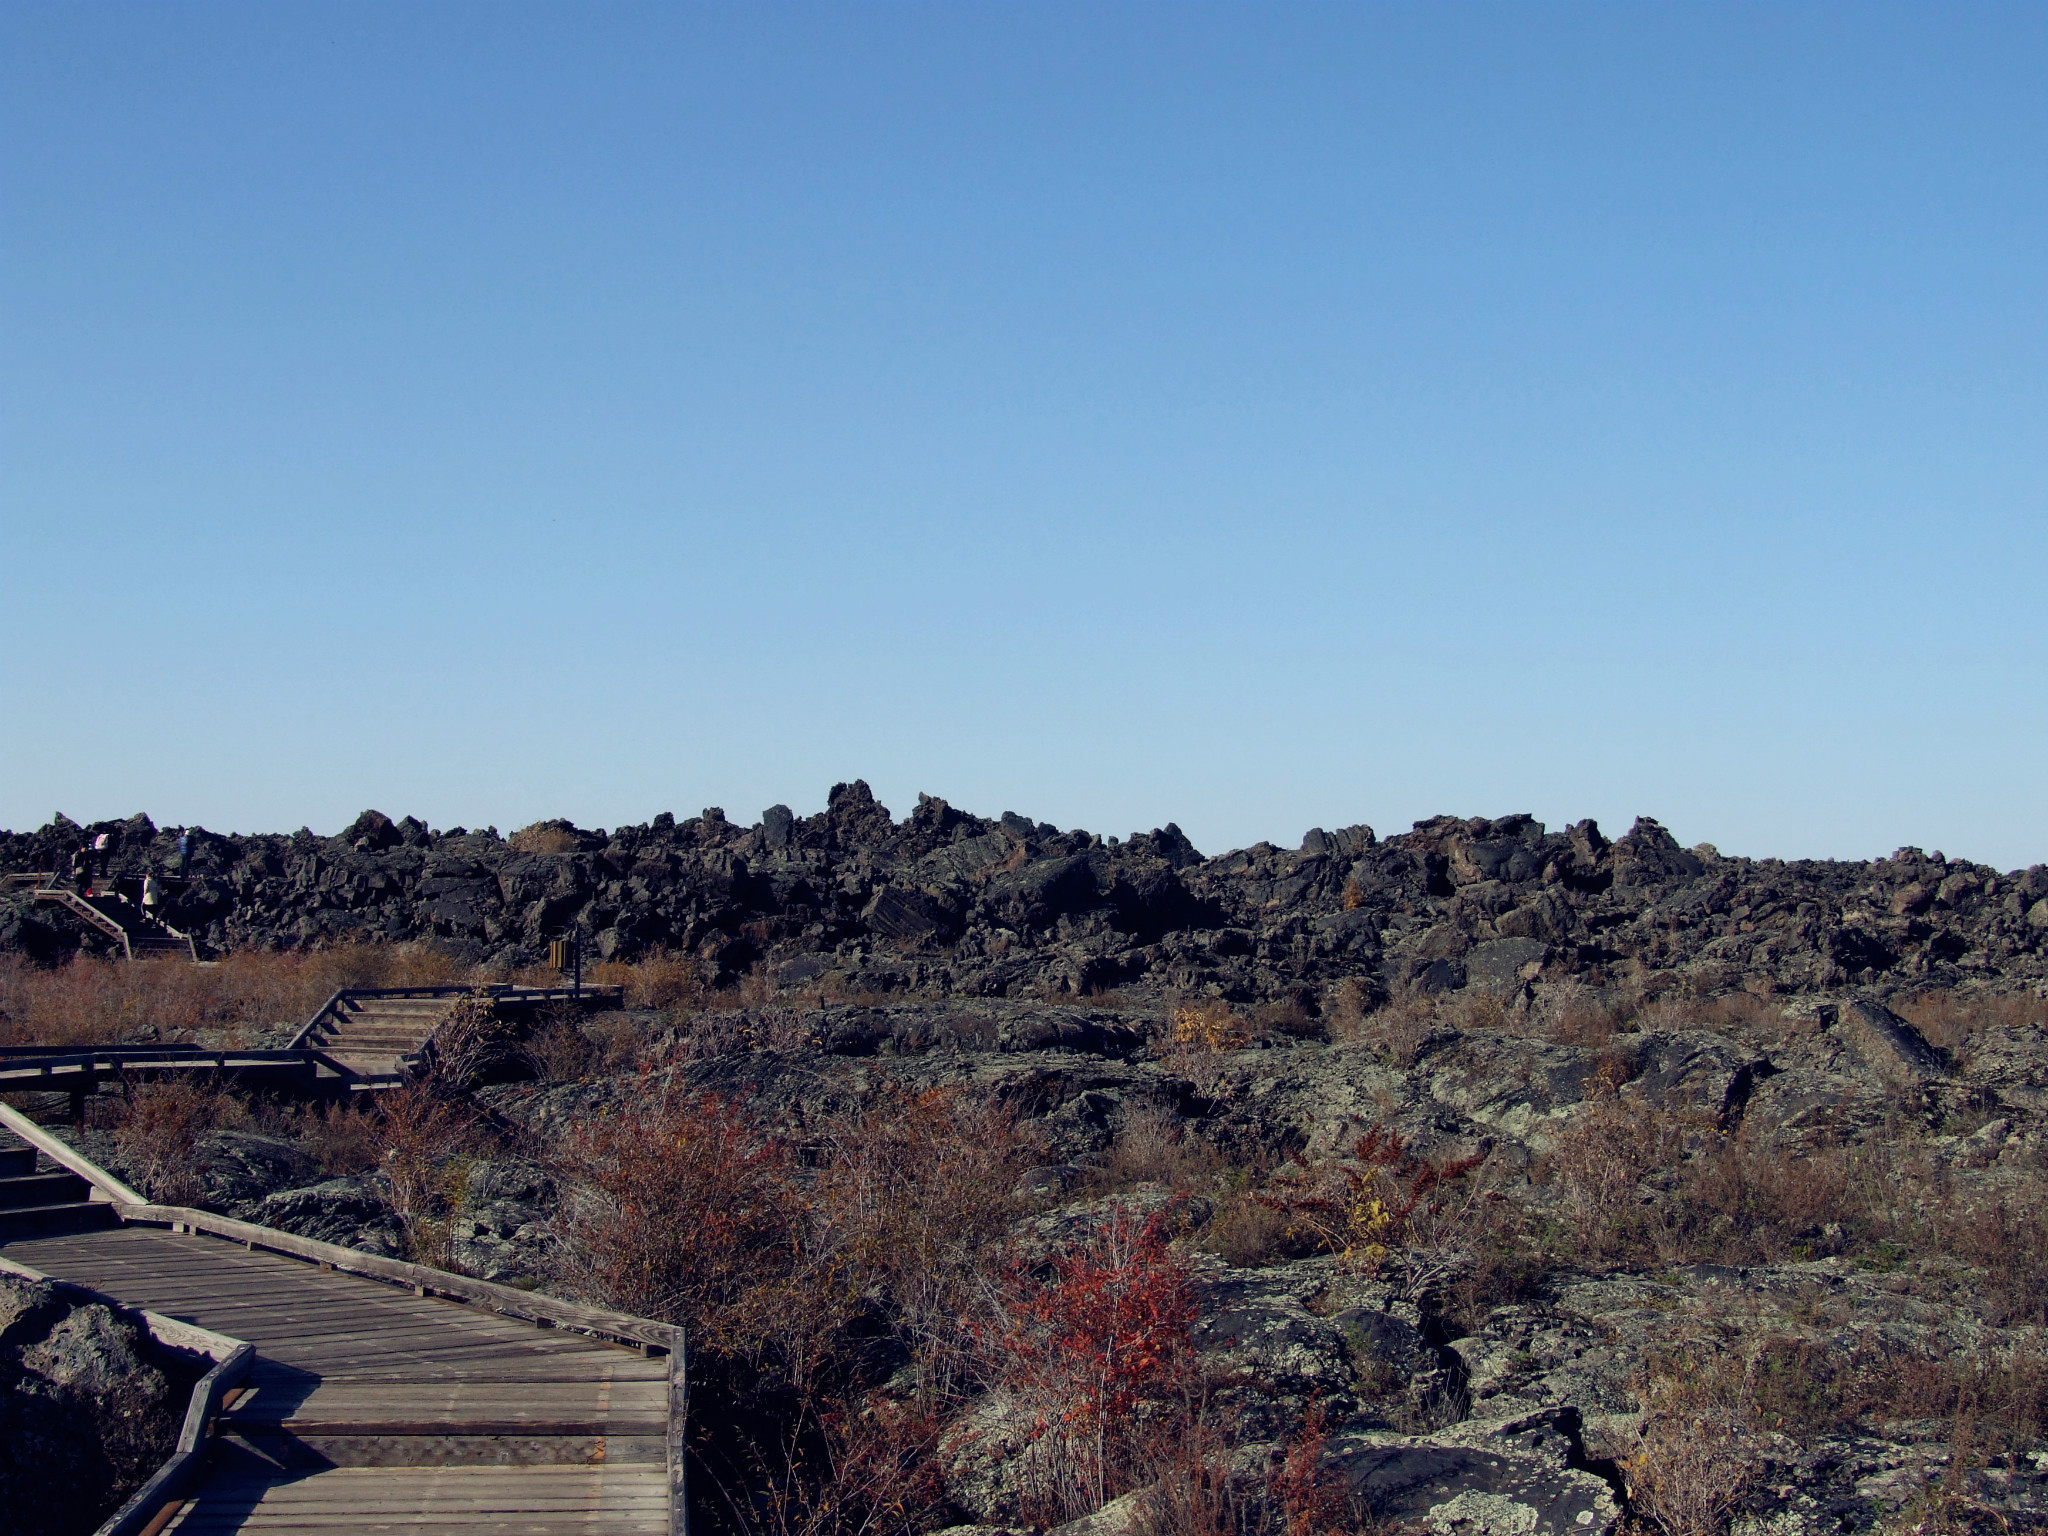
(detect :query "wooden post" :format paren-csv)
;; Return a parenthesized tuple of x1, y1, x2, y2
(667, 1335, 688, 1536)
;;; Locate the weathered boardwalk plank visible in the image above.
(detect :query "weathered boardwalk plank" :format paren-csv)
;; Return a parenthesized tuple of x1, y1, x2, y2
(3, 1224, 673, 1533)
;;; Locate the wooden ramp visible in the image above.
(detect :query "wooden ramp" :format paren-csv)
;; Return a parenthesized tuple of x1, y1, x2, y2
(4, 1219, 676, 1533)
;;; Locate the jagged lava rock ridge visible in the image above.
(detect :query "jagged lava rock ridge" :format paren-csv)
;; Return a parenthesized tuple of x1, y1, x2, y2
(4, 784, 2045, 1002)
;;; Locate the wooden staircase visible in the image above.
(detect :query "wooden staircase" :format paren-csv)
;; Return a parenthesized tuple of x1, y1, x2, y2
(291, 992, 460, 1082)
(0, 1128, 118, 1240)
(31, 886, 199, 961)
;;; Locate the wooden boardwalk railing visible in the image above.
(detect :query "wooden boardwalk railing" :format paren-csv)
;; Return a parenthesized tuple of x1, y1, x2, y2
(0, 1105, 686, 1535)
(0, 983, 627, 1104)
(30, 885, 199, 961)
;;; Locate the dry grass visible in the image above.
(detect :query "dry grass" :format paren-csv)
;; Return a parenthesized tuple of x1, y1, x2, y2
(1327, 976, 1372, 1035)
(1625, 1331, 2048, 1536)
(1336, 995, 1438, 1068)
(1201, 1184, 1304, 1268)
(1169, 998, 1248, 1053)
(375, 1082, 482, 1267)
(1535, 1086, 1864, 1270)
(0, 944, 477, 1048)
(111, 1080, 247, 1204)
(1100, 1105, 1224, 1192)
(1625, 1350, 1758, 1536)
(427, 989, 523, 1089)
(507, 821, 580, 854)
(1896, 988, 2048, 1053)
(291, 1098, 386, 1176)
(587, 949, 707, 1011)
(1249, 997, 1318, 1038)
(1536, 980, 1635, 1046)
(521, 1009, 600, 1080)
(1253, 1126, 1494, 1294)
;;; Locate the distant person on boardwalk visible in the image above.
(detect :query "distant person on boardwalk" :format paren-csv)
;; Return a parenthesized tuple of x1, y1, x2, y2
(92, 830, 115, 900)
(142, 871, 163, 924)
(176, 830, 193, 880)
(71, 843, 92, 894)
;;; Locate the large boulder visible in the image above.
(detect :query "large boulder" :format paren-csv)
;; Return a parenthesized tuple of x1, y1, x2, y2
(1834, 997, 1944, 1087)
(254, 1177, 405, 1257)
(0, 1274, 177, 1536)
(1326, 1408, 1622, 1536)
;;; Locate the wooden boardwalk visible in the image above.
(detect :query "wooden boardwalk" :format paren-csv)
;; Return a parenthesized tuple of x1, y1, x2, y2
(4, 1224, 673, 1534)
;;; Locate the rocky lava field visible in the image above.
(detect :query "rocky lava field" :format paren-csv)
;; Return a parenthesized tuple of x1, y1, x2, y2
(6, 786, 2048, 1536)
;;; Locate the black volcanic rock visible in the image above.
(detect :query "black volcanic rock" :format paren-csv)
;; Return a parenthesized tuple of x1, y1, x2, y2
(2, 789, 2043, 1009)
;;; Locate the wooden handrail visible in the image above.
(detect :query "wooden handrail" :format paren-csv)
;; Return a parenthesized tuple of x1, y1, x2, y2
(0, 1101, 675, 1352)
(0, 1052, 323, 1093)
(33, 888, 134, 957)
(0, 1046, 317, 1062)
(284, 987, 350, 1049)
(93, 1337, 254, 1536)
(0, 1102, 146, 1203)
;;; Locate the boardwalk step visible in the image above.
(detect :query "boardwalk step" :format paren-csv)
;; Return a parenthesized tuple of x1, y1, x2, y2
(224, 1429, 664, 1468)
(0, 1200, 117, 1239)
(0, 1143, 34, 1178)
(0, 1170, 90, 1208)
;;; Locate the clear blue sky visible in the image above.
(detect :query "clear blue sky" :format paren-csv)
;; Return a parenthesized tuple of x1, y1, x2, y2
(3, 5, 2043, 868)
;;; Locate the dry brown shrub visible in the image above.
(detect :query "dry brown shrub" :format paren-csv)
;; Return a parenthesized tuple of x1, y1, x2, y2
(1328, 977, 1373, 1037)
(507, 821, 580, 854)
(812, 1088, 1033, 1406)
(1626, 1333, 2048, 1536)
(522, 1012, 600, 1080)
(376, 1083, 480, 1267)
(1538, 1093, 1688, 1266)
(112, 1080, 241, 1204)
(427, 989, 522, 1089)
(1538, 1082, 1883, 1271)
(1101, 1106, 1223, 1192)
(587, 949, 706, 1011)
(1673, 1135, 1854, 1265)
(1258, 1127, 1491, 1289)
(558, 1085, 836, 1364)
(1626, 1350, 1758, 1536)
(1202, 1185, 1303, 1268)
(1896, 988, 2048, 1053)
(557, 1083, 1038, 1531)
(1679, 990, 1782, 1035)
(1537, 980, 1629, 1047)
(1346, 996, 1437, 1068)
(1448, 988, 1512, 1033)
(1170, 998, 1248, 1053)
(212, 941, 475, 1021)
(295, 1099, 384, 1176)
(1133, 1408, 1267, 1536)
(1923, 1170, 2048, 1325)
(1250, 998, 1318, 1038)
